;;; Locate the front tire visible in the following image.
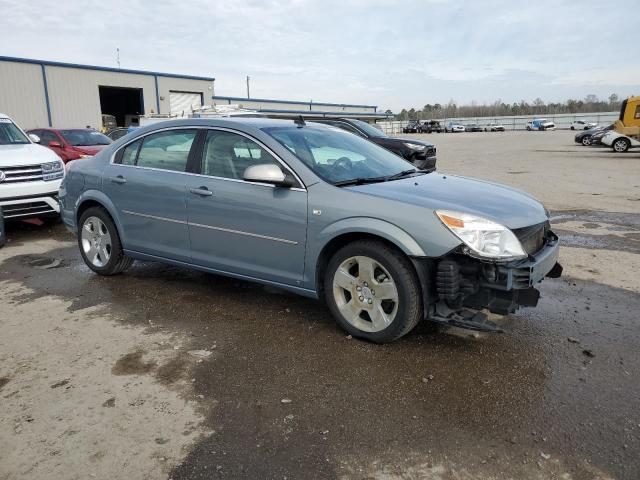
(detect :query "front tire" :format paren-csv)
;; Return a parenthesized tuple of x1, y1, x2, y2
(324, 240, 423, 343)
(570, 126, 575, 130)
(78, 207, 133, 275)
(582, 135, 592, 146)
(612, 137, 631, 153)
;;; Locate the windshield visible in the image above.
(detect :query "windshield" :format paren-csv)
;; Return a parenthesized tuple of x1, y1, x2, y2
(262, 125, 418, 185)
(60, 129, 112, 146)
(350, 119, 387, 138)
(0, 118, 30, 145)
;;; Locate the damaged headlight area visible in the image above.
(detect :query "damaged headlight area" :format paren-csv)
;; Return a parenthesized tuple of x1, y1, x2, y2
(436, 210, 527, 261)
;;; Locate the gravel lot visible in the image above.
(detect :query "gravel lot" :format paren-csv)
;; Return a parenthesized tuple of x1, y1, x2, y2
(1, 130, 639, 480)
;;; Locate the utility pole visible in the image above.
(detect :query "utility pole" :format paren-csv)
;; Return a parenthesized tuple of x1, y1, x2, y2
(246, 76, 250, 99)
(116, 47, 120, 68)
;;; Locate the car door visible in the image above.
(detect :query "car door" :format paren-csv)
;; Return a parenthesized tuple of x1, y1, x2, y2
(103, 128, 198, 262)
(185, 128, 307, 287)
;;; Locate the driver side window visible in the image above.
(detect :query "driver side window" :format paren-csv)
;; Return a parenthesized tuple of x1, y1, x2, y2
(201, 130, 279, 180)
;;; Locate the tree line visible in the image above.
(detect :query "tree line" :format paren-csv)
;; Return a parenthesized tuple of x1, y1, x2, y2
(389, 94, 622, 121)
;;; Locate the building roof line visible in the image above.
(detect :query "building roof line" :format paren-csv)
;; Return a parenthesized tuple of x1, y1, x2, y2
(213, 95, 377, 109)
(0, 56, 215, 82)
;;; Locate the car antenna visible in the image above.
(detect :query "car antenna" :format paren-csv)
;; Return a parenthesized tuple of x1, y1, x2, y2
(294, 115, 306, 128)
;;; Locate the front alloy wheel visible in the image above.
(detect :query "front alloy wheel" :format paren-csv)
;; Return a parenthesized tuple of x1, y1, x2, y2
(332, 256, 399, 333)
(582, 135, 592, 146)
(81, 216, 112, 267)
(324, 240, 423, 343)
(613, 138, 630, 153)
(78, 207, 133, 275)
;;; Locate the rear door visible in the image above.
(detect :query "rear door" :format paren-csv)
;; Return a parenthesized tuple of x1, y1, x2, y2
(185, 128, 307, 286)
(103, 128, 198, 262)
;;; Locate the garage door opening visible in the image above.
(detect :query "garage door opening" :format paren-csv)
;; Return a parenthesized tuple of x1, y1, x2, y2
(170, 91, 203, 116)
(99, 86, 144, 128)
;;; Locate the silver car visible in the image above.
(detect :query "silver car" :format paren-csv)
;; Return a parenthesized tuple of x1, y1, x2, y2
(60, 118, 562, 342)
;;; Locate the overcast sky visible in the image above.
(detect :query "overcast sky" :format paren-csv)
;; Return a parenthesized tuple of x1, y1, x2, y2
(1, 0, 637, 111)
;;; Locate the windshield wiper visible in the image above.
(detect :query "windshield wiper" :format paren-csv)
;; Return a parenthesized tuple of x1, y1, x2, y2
(386, 169, 421, 180)
(333, 176, 388, 187)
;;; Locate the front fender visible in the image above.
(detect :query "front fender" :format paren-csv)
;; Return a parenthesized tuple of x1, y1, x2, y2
(318, 217, 427, 257)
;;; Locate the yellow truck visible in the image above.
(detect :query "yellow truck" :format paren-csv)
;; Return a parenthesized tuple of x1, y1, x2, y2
(602, 95, 640, 152)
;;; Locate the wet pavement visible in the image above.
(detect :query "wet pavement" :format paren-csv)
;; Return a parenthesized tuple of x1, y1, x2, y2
(1, 213, 639, 479)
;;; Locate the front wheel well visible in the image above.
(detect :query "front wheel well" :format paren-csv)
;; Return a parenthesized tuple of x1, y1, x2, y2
(76, 200, 121, 239)
(315, 233, 417, 302)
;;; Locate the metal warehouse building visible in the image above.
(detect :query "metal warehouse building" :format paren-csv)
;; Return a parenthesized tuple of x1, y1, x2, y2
(0, 56, 215, 130)
(0, 55, 391, 130)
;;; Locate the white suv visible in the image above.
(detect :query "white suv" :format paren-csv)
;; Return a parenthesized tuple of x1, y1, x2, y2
(570, 120, 597, 130)
(0, 113, 65, 221)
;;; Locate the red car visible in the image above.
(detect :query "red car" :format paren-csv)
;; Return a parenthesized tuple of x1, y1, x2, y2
(26, 128, 112, 163)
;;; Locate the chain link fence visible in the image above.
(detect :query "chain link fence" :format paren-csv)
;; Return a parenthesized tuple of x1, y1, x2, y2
(377, 111, 619, 134)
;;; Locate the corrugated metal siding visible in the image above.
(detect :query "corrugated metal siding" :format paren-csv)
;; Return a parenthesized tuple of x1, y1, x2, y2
(44, 66, 157, 128)
(156, 76, 211, 114)
(0, 61, 49, 128)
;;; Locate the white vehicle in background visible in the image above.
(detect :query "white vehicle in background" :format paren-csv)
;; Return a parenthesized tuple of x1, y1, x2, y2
(526, 119, 555, 131)
(484, 123, 505, 132)
(601, 130, 640, 153)
(0, 113, 64, 221)
(445, 122, 465, 133)
(570, 120, 598, 130)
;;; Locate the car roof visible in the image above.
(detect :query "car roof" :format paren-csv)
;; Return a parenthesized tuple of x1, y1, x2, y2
(140, 117, 336, 131)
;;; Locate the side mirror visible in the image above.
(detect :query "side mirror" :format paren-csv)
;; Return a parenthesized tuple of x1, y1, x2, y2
(49, 140, 62, 148)
(243, 164, 293, 188)
(28, 133, 40, 143)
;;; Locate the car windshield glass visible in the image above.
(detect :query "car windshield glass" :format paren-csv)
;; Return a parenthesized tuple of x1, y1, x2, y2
(350, 119, 387, 137)
(60, 129, 112, 146)
(262, 125, 418, 185)
(0, 119, 29, 145)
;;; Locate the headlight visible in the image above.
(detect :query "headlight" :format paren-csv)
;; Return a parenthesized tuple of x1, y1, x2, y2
(403, 142, 426, 150)
(436, 210, 527, 260)
(41, 160, 64, 181)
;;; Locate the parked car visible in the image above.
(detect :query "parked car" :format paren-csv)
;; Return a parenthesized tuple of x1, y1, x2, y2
(106, 127, 137, 141)
(464, 123, 483, 132)
(420, 120, 443, 133)
(312, 118, 436, 171)
(445, 122, 465, 133)
(60, 117, 561, 343)
(570, 120, 598, 130)
(402, 121, 421, 134)
(601, 130, 640, 153)
(27, 128, 112, 163)
(574, 124, 613, 146)
(589, 128, 613, 146)
(484, 123, 505, 132)
(526, 119, 555, 131)
(0, 113, 65, 221)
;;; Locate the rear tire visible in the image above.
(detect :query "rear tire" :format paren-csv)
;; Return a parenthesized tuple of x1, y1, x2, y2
(324, 240, 423, 343)
(78, 207, 133, 275)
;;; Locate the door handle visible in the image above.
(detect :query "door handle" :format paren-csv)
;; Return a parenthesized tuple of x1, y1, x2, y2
(109, 175, 127, 184)
(189, 187, 213, 197)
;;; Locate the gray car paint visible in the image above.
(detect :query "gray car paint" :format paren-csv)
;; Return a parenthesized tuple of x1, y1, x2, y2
(59, 117, 549, 296)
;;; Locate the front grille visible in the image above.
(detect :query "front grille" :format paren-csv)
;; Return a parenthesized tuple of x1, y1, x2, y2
(0, 164, 44, 183)
(2, 201, 56, 219)
(513, 221, 549, 256)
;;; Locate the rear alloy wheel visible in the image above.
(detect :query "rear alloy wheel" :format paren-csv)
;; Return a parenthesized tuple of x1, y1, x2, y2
(324, 240, 423, 343)
(78, 207, 133, 275)
(613, 138, 631, 153)
(582, 135, 592, 146)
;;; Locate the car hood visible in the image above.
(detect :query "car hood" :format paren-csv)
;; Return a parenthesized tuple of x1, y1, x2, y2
(73, 145, 107, 155)
(0, 143, 61, 167)
(373, 136, 434, 147)
(346, 173, 548, 229)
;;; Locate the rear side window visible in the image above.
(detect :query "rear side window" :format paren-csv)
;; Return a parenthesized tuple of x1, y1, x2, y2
(120, 140, 141, 166)
(115, 129, 197, 172)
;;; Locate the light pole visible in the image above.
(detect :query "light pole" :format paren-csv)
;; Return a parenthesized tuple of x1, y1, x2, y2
(246, 76, 250, 99)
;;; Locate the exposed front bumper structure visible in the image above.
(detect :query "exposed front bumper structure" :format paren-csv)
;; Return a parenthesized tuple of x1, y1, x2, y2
(417, 229, 562, 332)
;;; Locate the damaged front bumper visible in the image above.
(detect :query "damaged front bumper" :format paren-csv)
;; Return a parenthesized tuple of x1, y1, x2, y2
(416, 230, 562, 331)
